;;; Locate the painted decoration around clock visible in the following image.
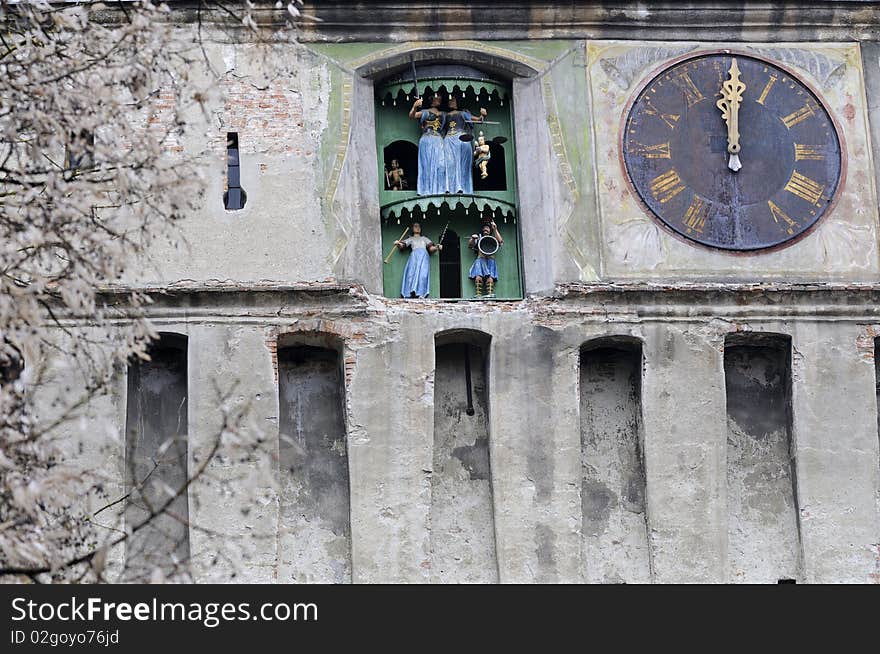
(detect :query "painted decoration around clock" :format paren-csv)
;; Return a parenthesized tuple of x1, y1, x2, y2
(622, 52, 843, 251)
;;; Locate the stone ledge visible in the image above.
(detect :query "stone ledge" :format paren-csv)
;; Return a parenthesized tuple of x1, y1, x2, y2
(64, 280, 880, 324)
(93, 2, 880, 43)
(292, 1, 880, 43)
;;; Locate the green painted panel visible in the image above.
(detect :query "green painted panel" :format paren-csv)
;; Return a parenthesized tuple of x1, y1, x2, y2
(319, 65, 346, 185)
(307, 43, 394, 65)
(376, 91, 518, 205)
(381, 205, 522, 300)
(493, 40, 579, 62)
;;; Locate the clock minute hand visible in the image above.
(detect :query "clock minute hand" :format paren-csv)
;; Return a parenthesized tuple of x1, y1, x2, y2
(716, 58, 746, 172)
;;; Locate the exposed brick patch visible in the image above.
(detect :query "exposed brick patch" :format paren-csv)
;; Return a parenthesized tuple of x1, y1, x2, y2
(216, 76, 307, 157)
(118, 88, 183, 154)
(856, 325, 880, 362)
(265, 334, 279, 383)
(265, 320, 371, 387)
(343, 354, 357, 388)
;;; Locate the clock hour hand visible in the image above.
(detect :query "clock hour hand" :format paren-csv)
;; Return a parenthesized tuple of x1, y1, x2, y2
(716, 58, 746, 172)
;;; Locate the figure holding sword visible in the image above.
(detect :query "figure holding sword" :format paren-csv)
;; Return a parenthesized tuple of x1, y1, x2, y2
(393, 222, 442, 298)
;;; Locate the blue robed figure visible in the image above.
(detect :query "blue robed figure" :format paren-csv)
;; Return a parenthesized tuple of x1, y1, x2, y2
(443, 94, 487, 194)
(396, 222, 441, 298)
(409, 94, 446, 196)
(468, 221, 503, 298)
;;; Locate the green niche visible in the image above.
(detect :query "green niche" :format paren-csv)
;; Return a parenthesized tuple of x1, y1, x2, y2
(375, 73, 522, 300)
(381, 205, 522, 300)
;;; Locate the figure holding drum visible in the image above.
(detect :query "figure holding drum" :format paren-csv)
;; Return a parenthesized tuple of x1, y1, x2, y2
(468, 221, 503, 298)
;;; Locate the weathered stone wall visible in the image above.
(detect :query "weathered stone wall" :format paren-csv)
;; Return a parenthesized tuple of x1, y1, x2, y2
(122, 33, 880, 292)
(49, 3, 880, 582)
(72, 287, 876, 583)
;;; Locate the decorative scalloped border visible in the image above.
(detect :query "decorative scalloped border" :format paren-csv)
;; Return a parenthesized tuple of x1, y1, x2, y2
(377, 78, 511, 103)
(380, 195, 517, 221)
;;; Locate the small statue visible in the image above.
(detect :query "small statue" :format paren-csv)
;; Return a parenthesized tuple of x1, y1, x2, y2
(409, 94, 447, 196)
(473, 131, 491, 179)
(395, 222, 442, 298)
(384, 158, 408, 190)
(468, 221, 503, 298)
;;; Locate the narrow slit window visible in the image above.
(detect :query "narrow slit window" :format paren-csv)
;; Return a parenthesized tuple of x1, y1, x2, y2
(224, 132, 246, 210)
(0, 338, 23, 385)
(65, 129, 95, 171)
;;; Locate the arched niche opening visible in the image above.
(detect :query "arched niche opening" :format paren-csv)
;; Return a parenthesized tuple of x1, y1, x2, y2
(473, 141, 507, 192)
(723, 332, 801, 583)
(124, 332, 189, 581)
(431, 329, 497, 582)
(356, 48, 539, 82)
(383, 140, 417, 191)
(579, 336, 650, 583)
(275, 332, 351, 583)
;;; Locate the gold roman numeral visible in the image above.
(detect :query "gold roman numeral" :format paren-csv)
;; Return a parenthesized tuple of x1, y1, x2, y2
(672, 72, 705, 107)
(781, 104, 815, 129)
(643, 99, 680, 130)
(768, 200, 800, 235)
(683, 195, 710, 234)
(629, 141, 671, 159)
(650, 169, 686, 204)
(794, 144, 825, 161)
(784, 171, 824, 205)
(756, 75, 778, 106)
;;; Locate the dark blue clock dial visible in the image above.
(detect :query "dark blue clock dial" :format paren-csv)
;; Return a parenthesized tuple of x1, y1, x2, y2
(623, 53, 843, 251)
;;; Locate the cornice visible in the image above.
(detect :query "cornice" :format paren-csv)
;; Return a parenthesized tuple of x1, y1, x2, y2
(89, 2, 880, 43)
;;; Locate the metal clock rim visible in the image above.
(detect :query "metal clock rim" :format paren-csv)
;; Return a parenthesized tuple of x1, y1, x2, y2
(616, 47, 848, 256)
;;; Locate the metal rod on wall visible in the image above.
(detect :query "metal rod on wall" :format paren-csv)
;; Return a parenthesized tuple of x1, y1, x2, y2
(464, 344, 475, 416)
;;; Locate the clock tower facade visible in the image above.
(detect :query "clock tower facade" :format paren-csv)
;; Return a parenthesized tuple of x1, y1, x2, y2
(46, 2, 880, 584)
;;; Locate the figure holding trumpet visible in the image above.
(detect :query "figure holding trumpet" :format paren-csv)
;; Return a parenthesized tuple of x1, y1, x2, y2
(394, 222, 442, 298)
(468, 221, 503, 298)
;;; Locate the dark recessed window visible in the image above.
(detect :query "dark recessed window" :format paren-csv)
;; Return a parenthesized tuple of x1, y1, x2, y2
(65, 129, 95, 171)
(224, 132, 247, 210)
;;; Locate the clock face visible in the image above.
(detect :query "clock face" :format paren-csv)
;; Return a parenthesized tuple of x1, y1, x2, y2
(622, 52, 843, 251)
